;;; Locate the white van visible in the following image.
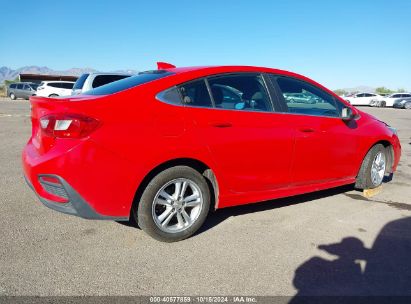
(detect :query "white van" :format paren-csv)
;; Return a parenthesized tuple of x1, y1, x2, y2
(36, 81, 75, 97)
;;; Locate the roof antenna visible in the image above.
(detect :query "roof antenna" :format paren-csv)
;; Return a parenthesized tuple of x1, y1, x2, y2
(157, 62, 176, 70)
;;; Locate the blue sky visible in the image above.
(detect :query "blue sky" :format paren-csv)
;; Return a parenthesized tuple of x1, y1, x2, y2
(1, 0, 410, 90)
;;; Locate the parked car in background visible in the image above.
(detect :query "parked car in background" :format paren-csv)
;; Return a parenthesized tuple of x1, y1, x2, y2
(23, 64, 401, 242)
(7, 82, 39, 100)
(283, 92, 320, 104)
(35, 81, 75, 98)
(393, 97, 411, 109)
(345, 92, 383, 106)
(71, 72, 132, 95)
(378, 93, 411, 107)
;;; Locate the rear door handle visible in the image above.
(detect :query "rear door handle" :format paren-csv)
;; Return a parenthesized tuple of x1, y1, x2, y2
(299, 127, 315, 133)
(210, 122, 233, 128)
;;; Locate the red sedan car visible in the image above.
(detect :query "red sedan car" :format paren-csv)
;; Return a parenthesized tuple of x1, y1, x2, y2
(22, 64, 401, 242)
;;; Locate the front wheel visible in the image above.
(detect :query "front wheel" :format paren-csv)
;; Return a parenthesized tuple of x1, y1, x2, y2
(404, 102, 411, 110)
(135, 166, 210, 242)
(9, 93, 16, 100)
(379, 101, 386, 107)
(49, 94, 59, 98)
(355, 144, 387, 189)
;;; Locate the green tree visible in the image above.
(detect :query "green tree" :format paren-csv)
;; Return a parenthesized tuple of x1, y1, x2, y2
(375, 87, 394, 94)
(4, 76, 19, 87)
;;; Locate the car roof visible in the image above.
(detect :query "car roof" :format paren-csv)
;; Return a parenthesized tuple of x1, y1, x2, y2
(158, 65, 337, 96)
(85, 72, 134, 76)
(41, 81, 75, 83)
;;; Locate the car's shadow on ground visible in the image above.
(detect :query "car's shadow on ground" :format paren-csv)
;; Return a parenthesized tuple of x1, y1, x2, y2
(197, 184, 356, 236)
(117, 184, 356, 233)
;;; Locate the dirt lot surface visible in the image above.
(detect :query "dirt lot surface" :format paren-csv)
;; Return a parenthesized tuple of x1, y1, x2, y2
(0, 97, 410, 297)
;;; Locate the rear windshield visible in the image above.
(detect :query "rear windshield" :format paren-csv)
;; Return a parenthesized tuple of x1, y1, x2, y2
(84, 70, 174, 96)
(73, 74, 89, 90)
(92, 74, 131, 88)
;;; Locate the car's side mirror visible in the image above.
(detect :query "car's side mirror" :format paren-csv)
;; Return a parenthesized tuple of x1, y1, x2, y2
(341, 107, 359, 121)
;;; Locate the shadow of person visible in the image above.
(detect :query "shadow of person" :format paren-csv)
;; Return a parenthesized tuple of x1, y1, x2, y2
(290, 216, 411, 303)
(291, 237, 369, 299)
(363, 216, 411, 296)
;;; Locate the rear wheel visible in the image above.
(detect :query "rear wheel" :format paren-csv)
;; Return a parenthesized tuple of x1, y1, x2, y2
(404, 102, 411, 109)
(355, 144, 387, 189)
(379, 101, 386, 107)
(49, 94, 59, 97)
(135, 166, 210, 242)
(9, 93, 16, 100)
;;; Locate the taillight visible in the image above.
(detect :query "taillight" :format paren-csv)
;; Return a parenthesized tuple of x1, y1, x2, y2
(39, 114, 100, 138)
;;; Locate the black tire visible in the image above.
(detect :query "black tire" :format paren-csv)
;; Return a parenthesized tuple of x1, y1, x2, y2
(404, 102, 411, 110)
(355, 144, 387, 189)
(49, 94, 59, 98)
(135, 166, 210, 242)
(9, 93, 16, 100)
(379, 101, 386, 107)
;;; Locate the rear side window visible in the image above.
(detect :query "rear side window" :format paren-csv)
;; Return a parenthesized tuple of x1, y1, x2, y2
(85, 71, 174, 95)
(73, 74, 89, 90)
(178, 79, 212, 108)
(10, 84, 16, 89)
(274, 76, 340, 117)
(60, 83, 74, 89)
(17, 84, 23, 89)
(48, 83, 61, 88)
(92, 75, 131, 88)
(156, 87, 182, 105)
(207, 74, 271, 111)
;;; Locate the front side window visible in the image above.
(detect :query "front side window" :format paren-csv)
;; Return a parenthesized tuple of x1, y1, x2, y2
(207, 74, 271, 111)
(17, 84, 23, 89)
(178, 79, 212, 108)
(274, 76, 339, 117)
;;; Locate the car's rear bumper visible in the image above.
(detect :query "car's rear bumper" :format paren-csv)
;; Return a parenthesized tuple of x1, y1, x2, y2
(22, 138, 138, 220)
(24, 174, 128, 220)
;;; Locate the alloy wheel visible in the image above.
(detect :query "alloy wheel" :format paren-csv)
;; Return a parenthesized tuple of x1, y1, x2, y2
(371, 151, 386, 186)
(152, 178, 203, 233)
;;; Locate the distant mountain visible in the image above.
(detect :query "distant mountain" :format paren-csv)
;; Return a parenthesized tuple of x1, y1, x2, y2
(0, 66, 138, 83)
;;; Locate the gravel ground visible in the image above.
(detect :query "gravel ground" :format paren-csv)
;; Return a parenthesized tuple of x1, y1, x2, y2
(0, 97, 410, 297)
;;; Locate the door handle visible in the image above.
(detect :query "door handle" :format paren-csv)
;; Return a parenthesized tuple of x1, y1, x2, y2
(299, 127, 315, 133)
(209, 122, 233, 128)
